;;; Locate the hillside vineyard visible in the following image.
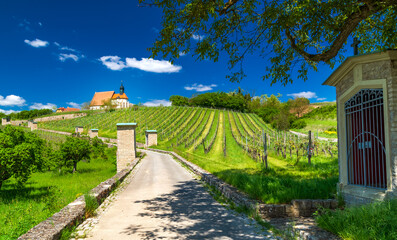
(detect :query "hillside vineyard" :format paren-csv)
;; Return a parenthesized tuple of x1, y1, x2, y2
(39, 106, 337, 162)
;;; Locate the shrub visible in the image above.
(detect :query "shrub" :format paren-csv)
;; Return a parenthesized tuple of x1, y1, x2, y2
(0, 125, 44, 189)
(291, 119, 307, 129)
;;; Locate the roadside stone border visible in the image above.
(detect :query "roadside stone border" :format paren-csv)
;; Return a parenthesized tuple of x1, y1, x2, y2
(148, 148, 339, 240)
(18, 158, 140, 240)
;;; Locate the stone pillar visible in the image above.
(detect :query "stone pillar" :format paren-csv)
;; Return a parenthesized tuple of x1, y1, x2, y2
(75, 126, 84, 134)
(1, 118, 10, 126)
(145, 130, 157, 148)
(117, 123, 137, 172)
(89, 129, 99, 138)
(31, 122, 38, 131)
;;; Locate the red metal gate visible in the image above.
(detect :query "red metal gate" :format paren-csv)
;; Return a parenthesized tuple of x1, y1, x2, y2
(345, 89, 386, 189)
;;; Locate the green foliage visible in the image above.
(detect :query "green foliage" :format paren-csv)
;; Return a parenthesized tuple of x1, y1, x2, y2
(302, 105, 337, 120)
(171, 91, 249, 112)
(84, 194, 98, 218)
(0, 125, 45, 189)
(316, 200, 397, 240)
(59, 137, 91, 173)
(91, 137, 106, 159)
(7, 109, 53, 120)
(169, 95, 189, 106)
(140, 0, 397, 85)
(291, 119, 307, 129)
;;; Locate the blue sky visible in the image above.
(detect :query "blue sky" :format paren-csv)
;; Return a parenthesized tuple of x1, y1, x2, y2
(0, 0, 351, 114)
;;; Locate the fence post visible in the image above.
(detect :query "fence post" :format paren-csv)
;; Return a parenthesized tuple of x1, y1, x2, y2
(308, 130, 312, 164)
(263, 132, 268, 169)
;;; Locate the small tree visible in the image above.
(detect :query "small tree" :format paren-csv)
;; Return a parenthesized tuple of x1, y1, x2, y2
(289, 97, 310, 118)
(60, 136, 91, 173)
(0, 125, 44, 189)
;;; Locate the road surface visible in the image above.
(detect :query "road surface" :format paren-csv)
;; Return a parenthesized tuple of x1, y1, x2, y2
(85, 150, 274, 239)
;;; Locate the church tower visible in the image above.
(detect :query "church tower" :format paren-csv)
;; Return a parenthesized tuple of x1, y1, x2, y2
(120, 81, 125, 95)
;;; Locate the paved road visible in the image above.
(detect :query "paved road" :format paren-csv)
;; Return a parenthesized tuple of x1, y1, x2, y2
(86, 150, 273, 239)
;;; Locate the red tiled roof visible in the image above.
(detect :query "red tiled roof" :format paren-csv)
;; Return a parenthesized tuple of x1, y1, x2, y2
(57, 107, 80, 112)
(112, 93, 129, 100)
(90, 91, 115, 106)
(64, 107, 80, 112)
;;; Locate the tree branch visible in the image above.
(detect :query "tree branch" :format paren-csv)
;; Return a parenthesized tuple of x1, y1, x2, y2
(285, 1, 388, 62)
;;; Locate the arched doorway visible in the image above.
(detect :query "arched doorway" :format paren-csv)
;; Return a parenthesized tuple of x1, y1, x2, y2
(345, 89, 386, 189)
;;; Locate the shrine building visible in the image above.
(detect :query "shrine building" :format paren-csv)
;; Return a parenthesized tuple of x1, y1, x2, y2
(323, 50, 397, 205)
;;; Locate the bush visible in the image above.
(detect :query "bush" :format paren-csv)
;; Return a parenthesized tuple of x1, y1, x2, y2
(0, 125, 44, 189)
(291, 119, 307, 129)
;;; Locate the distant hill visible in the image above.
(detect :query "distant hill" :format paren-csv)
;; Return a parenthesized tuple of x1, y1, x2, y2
(303, 103, 337, 120)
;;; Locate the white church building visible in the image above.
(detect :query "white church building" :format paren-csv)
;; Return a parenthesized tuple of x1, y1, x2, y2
(89, 82, 131, 110)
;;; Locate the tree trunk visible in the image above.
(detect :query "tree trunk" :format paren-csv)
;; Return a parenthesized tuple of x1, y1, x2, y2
(73, 161, 77, 173)
(0, 181, 2, 189)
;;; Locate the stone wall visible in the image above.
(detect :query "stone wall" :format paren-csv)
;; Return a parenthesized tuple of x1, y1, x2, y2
(386, 58, 397, 195)
(148, 148, 338, 218)
(34, 113, 87, 122)
(335, 70, 354, 97)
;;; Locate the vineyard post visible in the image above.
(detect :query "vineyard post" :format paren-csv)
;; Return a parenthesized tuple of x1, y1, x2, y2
(263, 132, 268, 169)
(245, 136, 248, 152)
(308, 130, 312, 165)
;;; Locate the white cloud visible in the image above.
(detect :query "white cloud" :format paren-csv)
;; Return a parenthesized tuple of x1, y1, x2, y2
(0, 95, 26, 106)
(143, 99, 172, 107)
(30, 103, 56, 110)
(184, 83, 217, 92)
(179, 51, 186, 57)
(316, 98, 327, 101)
(0, 109, 20, 115)
(24, 38, 49, 48)
(192, 34, 205, 41)
(287, 91, 317, 99)
(54, 42, 78, 52)
(66, 102, 81, 108)
(100, 56, 182, 73)
(125, 58, 182, 73)
(99, 56, 126, 71)
(59, 53, 79, 62)
(38, 22, 42, 27)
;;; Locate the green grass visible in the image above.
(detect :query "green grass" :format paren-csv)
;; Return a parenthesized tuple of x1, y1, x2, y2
(316, 200, 397, 240)
(0, 147, 117, 240)
(291, 119, 337, 138)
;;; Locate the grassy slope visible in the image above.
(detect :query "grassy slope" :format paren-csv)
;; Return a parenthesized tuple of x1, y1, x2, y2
(39, 106, 338, 204)
(291, 104, 337, 138)
(0, 131, 116, 240)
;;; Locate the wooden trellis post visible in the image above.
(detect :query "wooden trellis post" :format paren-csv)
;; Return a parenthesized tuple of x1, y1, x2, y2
(308, 130, 312, 165)
(263, 132, 268, 169)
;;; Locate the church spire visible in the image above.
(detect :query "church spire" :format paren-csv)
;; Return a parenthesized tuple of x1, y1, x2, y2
(120, 81, 125, 95)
